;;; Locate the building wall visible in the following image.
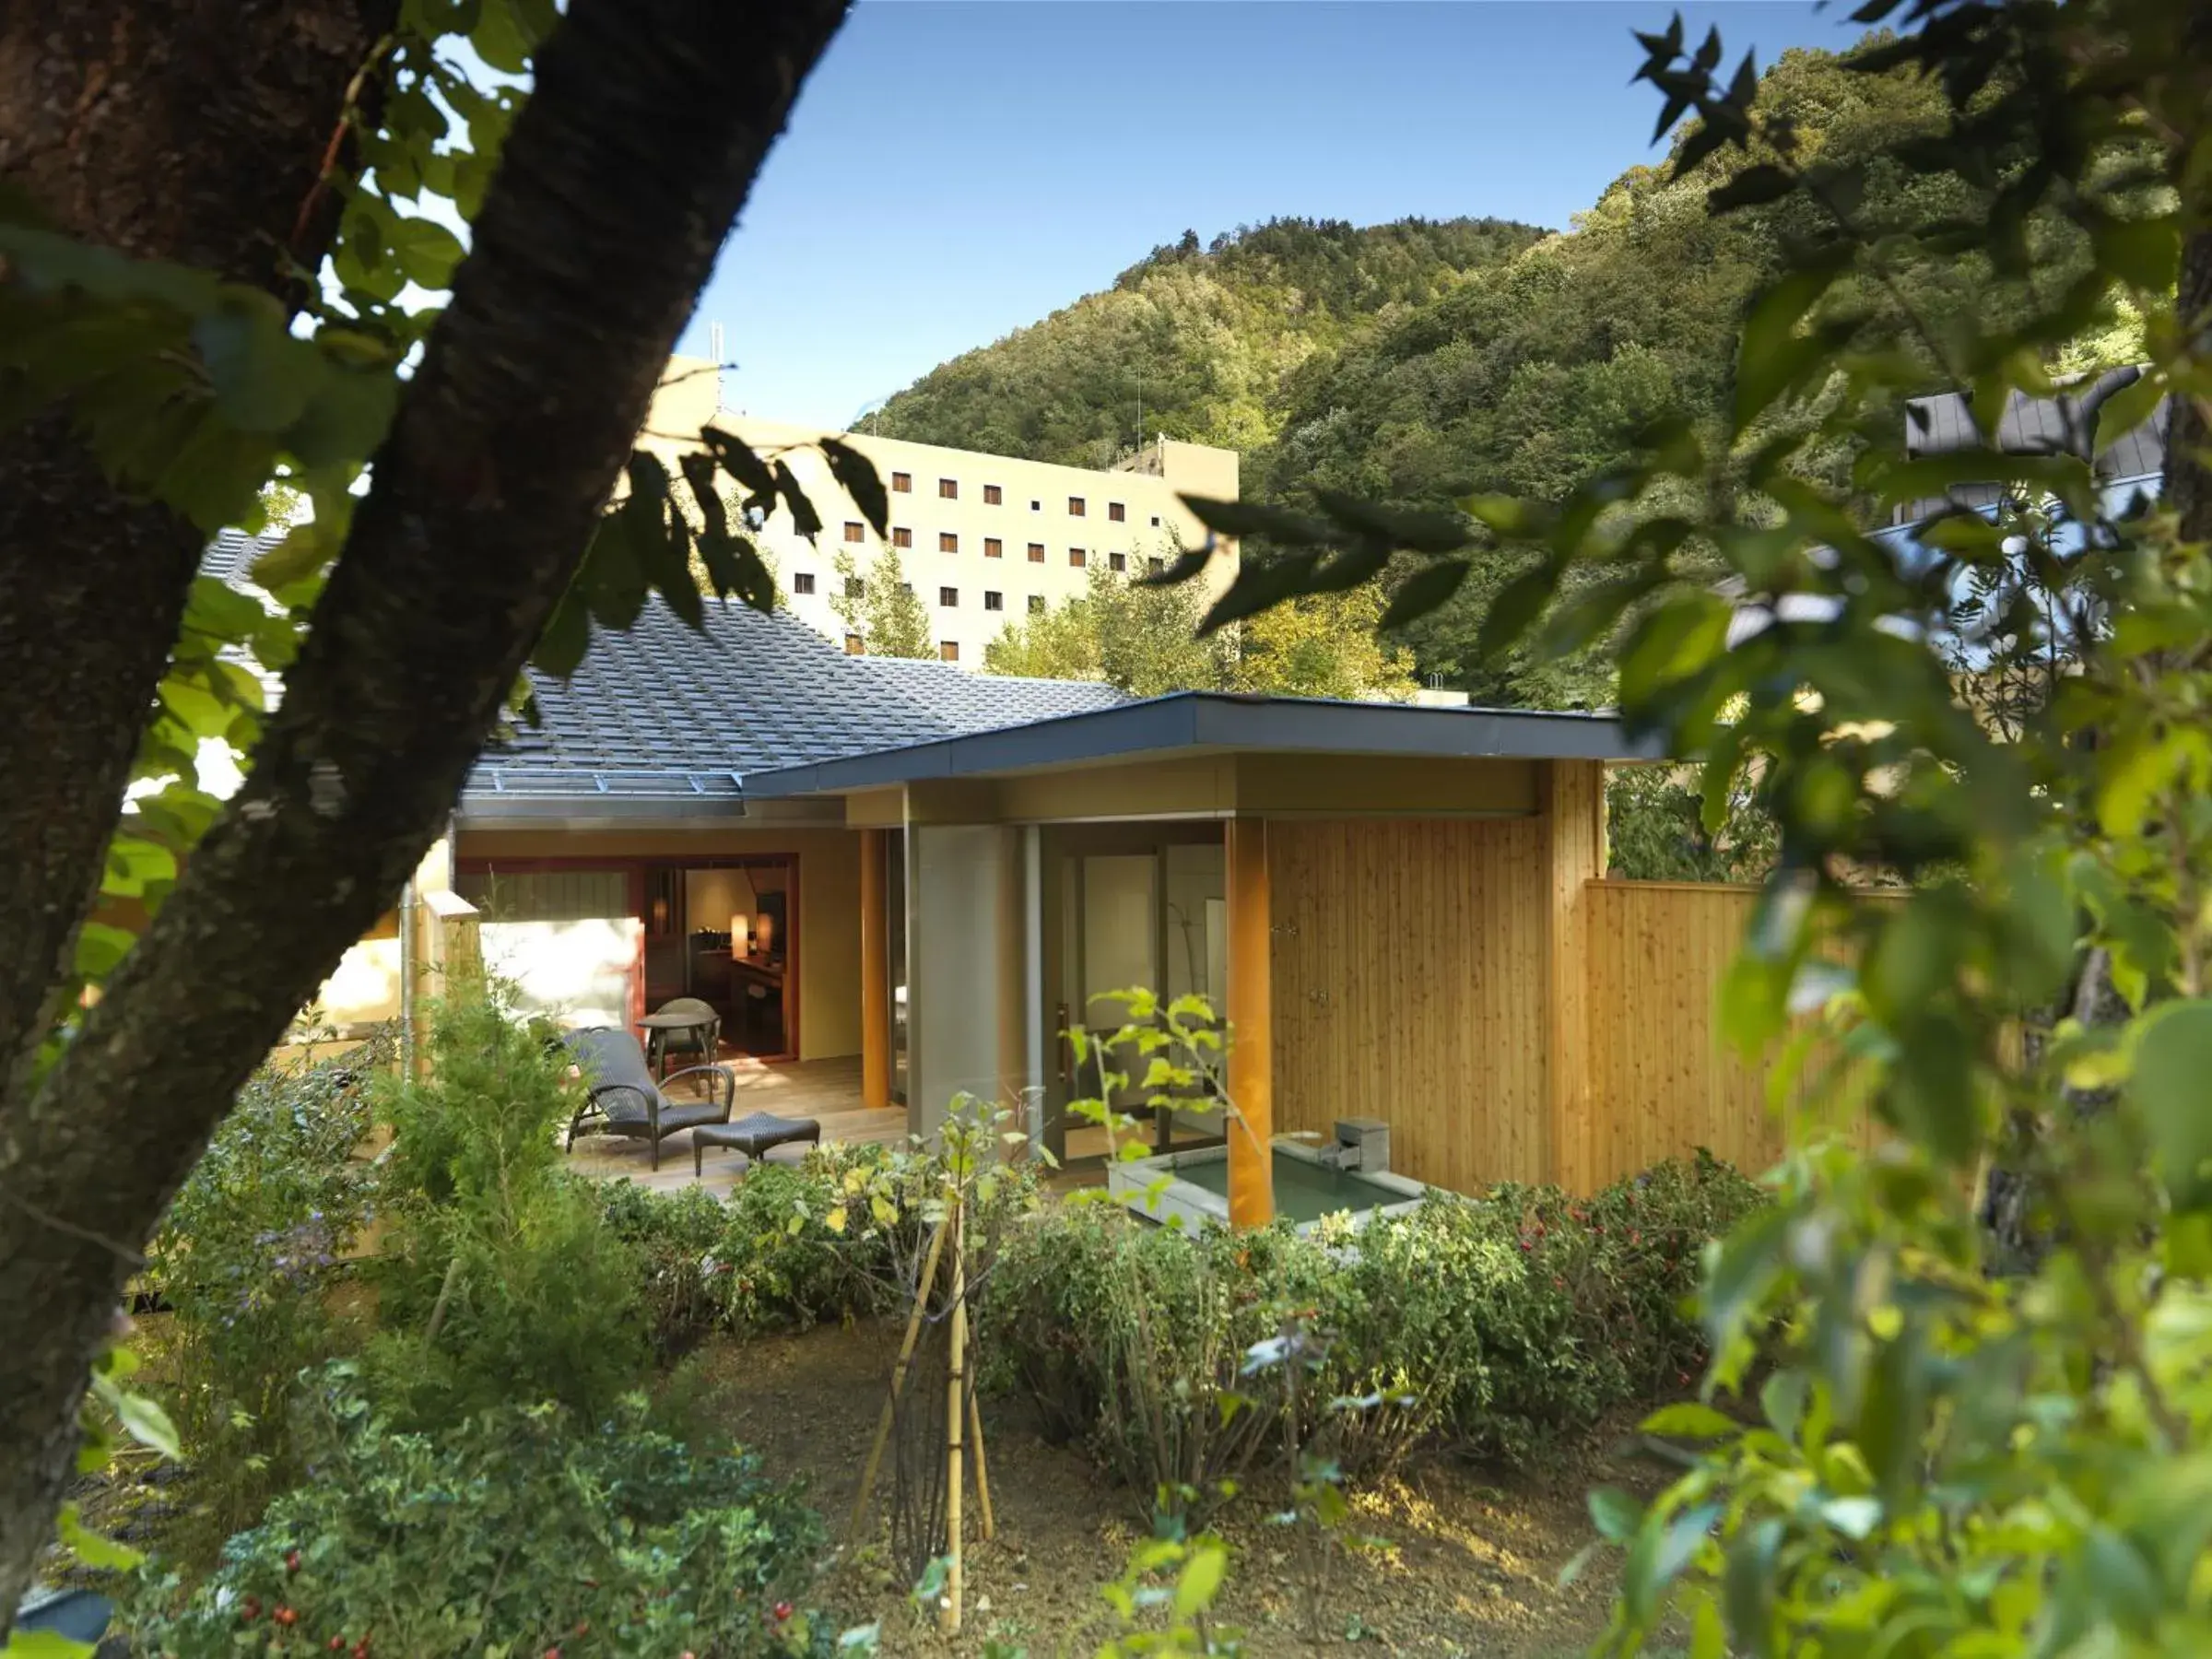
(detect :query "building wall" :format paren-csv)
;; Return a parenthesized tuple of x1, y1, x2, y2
(645, 358, 1240, 667)
(455, 827, 865, 1062)
(1267, 817, 1553, 1193)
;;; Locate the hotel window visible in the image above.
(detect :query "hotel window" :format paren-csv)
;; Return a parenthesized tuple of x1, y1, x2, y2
(984, 590, 1004, 611)
(1068, 496, 1086, 517)
(984, 537, 1003, 559)
(939, 641, 960, 662)
(793, 571, 817, 594)
(845, 576, 865, 598)
(842, 521, 864, 543)
(939, 585, 959, 606)
(891, 472, 912, 493)
(1026, 542, 1045, 563)
(1030, 499, 1041, 512)
(1109, 551, 1127, 573)
(899, 581, 913, 595)
(1109, 501, 1126, 523)
(1149, 514, 1161, 527)
(983, 484, 1003, 505)
(844, 633, 865, 654)
(892, 526, 912, 548)
(1027, 594, 1046, 614)
(938, 477, 958, 500)
(1147, 556, 1165, 576)
(1068, 547, 1087, 569)
(939, 531, 959, 554)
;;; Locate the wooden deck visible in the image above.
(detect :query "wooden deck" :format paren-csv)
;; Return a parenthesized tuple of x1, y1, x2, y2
(564, 1054, 907, 1198)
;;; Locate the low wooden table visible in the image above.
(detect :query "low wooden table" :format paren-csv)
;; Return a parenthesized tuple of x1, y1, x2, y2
(690, 1111, 821, 1178)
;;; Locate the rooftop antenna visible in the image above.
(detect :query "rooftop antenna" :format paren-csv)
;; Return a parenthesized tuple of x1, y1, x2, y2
(706, 321, 726, 410)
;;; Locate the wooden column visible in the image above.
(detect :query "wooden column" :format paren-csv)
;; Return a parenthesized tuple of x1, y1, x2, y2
(1225, 816, 1275, 1229)
(1543, 760, 1607, 1192)
(860, 827, 891, 1112)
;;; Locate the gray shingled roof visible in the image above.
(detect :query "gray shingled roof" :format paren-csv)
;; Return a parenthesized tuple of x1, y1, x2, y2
(1899, 366, 2168, 523)
(198, 530, 1128, 809)
(468, 595, 1126, 806)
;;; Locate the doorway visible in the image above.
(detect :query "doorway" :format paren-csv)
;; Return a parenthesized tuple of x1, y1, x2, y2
(670, 858, 796, 1060)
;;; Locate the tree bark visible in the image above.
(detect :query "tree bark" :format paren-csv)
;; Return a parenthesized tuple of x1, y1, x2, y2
(0, 0, 848, 1625)
(0, 0, 394, 1128)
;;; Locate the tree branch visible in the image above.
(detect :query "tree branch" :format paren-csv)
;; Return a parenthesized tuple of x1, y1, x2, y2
(0, 0, 848, 1624)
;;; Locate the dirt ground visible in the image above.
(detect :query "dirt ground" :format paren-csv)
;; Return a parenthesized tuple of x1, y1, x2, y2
(676, 1320, 1677, 1659)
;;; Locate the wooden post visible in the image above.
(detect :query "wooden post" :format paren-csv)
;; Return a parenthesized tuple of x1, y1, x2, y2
(969, 1386, 994, 1541)
(1225, 816, 1275, 1229)
(941, 1200, 968, 1636)
(846, 1216, 947, 1543)
(860, 828, 891, 1112)
(1544, 760, 1606, 1193)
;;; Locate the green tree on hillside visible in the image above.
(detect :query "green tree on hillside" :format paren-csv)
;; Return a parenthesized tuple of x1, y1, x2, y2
(984, 564, 1225, 695)
(831, 544, 935, 659)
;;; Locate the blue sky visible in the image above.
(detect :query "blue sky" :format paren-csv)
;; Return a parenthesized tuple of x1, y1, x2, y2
(680, 2, 1871, 429)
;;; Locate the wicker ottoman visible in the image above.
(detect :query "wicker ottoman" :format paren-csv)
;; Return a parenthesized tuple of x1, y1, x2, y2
(691, 1112, 822, 1178)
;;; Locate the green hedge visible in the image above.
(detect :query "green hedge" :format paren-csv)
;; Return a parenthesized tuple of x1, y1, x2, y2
(979, 1151, 1765, 1513)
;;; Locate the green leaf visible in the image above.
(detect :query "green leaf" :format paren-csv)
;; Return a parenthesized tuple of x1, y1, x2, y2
(1, 1631, 98, 1658)
(1734, 253, 1848, 429)
(1178, 494, 1330, 547)
(1723, 1519, 1781, 1658)
(90, 1371, 181, 1460)
(74, 922, 136, 981)
(471, 0, 550, 72)
(1641, 1401, 1739, 1441)
(386, 214, 466, 290)
(1172, 1540, 1227, 1617)
(57, 1500, 144, 1571)
(1476, 556, 1564, 664)
(2130, 1000, 2212, 1213)
(193, 292, 313, 435)
(1708, 162, 1797, 211)
(1588, 1485, 1644, 1543)
(1623, 1502, 1721, 1625)
(531, 590, 591, 678)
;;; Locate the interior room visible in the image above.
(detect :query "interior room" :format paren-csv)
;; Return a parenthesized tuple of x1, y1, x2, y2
(642, 858, 797, 1061)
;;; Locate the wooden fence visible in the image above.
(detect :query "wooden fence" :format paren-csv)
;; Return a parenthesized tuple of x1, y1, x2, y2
(1576, 878, 1899, 1189)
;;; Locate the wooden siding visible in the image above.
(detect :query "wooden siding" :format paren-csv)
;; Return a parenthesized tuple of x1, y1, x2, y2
(1268, 818, 1551, 1193)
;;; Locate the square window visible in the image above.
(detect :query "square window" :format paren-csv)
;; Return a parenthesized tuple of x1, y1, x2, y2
(844, 633, 865, 654)
(793, 571, 817, 594)
(984, 537, 1004, 559)
(845, 576, 865, 598)
(1068, 547, 1087, 569)
(939, 531, 959, 554)
(891, 472, 912, 494)
(1109, 551, 1127, 573)
(842, 521, 865, 543)
(1149, 514, 1161, 527)
(939, 585, 959, 606)
(983, 484, 1003, 505)
(892, 526, 912, 548)
(1109, 501, 1126, 523)
(984, 590, 1004, 611)
(939, 641, 960, 662)
(1026, 542, 1045, 563)
(1030, 499, 1042, 512)
(1147, 556, 1165, 575)
(1027, 594, 1046, 614)
(899, 581, 913, 596)
(1067, 496, 1086, 517)
(938, 477, 959, 500)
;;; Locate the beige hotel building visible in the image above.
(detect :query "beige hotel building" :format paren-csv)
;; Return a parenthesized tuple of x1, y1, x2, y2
(648, 358, 1240, 666)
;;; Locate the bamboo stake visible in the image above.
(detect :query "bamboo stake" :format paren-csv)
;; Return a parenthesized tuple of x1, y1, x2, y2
(846, 1217, 948, 1544)
(968, 1383, 995, 1541)
(941, 1199, 967, 1636)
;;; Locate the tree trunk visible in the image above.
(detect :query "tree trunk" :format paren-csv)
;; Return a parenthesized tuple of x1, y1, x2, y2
(0, 0, 848, 1626)
(0, 0, 394, 1131)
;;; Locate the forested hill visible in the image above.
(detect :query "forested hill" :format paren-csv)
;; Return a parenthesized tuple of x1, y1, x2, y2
(869, 216, 1547, 469)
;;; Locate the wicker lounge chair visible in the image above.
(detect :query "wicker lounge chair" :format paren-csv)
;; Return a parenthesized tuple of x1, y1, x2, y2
(561, 1027, 735, 1171)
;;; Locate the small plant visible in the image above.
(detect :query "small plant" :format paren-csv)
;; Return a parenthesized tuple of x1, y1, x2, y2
(124, 1362, 836, 1659)
(364, 985, 651, 1428)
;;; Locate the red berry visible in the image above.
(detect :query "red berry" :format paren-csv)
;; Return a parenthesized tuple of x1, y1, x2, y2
(575, 1621, 590, 1636)
(276, 1607, 298, 1629)
(353, 1645, 371, 1659)
(774, 1602, 794, 1622)
(330, 1640, 347, 1652)
(544, 1649, 561, 1659)
(287, 1550, 301, 1574)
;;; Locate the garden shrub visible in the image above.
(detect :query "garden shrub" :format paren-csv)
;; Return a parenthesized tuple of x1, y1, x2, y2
(365, 988, 651, 1427)
(126, 1363, 836, 1659)
(147, 1035, 386, 1539)
(981, 1152, 1768, 1501)
(592, 1178, 731, 1358)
